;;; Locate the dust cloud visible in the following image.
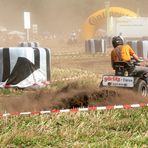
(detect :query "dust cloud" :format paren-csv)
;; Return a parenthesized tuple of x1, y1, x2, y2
(0, 0, 148, 33)
(0, 0, 148, 113)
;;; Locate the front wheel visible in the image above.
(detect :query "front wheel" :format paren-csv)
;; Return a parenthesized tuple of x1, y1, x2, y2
(135, 80, 148, 97)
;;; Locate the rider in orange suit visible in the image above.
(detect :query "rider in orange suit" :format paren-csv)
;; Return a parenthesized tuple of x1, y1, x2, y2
(111, 36, 139, 69)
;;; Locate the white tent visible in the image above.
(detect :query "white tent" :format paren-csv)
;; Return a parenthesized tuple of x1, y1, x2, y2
(8, 31, 25, 35)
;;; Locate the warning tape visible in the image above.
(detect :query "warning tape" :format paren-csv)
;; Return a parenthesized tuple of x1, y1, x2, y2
(52, 74, 97, 83)
(2, 73, 98, 88)
(52, 52, 109, 57)
(4, 81, 50, 88)
(52, 51, 84, 56)
(0, 103, 147, 117)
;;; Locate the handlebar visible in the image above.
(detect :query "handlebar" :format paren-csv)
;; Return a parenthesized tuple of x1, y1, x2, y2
(131, 57, 144, 66)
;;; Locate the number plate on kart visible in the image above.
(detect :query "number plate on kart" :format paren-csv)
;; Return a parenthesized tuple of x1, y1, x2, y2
(102, 76, 134, 87)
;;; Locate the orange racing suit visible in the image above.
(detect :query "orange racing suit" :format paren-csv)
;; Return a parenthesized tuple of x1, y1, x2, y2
(111, 44, 135, 69)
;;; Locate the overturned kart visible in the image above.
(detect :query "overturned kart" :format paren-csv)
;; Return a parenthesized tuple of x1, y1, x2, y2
(100, 61, 148, 97)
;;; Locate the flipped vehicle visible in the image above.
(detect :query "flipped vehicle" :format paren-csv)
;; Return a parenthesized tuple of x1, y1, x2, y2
(100, 60, 148, 97)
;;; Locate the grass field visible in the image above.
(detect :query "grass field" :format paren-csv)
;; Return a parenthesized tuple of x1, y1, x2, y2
(0, 107, 147, 147)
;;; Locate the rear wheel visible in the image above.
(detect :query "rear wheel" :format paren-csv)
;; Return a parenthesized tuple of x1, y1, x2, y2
(135, 80, 148, 97)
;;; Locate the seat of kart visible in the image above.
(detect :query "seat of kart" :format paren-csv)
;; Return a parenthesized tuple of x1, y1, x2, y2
(114, 61, 135, 76)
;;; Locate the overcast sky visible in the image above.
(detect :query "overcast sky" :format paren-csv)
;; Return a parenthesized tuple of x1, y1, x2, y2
(0, 0, 148, 33)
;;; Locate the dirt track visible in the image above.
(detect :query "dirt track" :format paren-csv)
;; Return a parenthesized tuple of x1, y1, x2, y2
(0, 45, 148, 113)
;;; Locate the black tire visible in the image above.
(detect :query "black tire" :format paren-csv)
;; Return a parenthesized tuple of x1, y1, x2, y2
(135, 80, 148, 97)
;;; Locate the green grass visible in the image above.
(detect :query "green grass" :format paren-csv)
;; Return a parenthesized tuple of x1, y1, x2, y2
(0, 88, 23, 96)
(0, 108, 147, 147)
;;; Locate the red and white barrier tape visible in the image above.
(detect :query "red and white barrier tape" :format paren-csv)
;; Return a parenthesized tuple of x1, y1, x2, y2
(52, 51, 109, 56)
(52, 74, 96, 83)
(3, 74, 97, 88)
(0, 103, 147, 117)
(52, 51, 84, 56)
(4, 81, 50, 88)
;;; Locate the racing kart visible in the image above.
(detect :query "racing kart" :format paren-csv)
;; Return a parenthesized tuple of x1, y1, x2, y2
(100, 60, 148, 97)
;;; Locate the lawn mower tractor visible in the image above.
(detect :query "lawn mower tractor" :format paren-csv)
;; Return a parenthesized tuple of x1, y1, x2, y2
(100, 60, 148, 97)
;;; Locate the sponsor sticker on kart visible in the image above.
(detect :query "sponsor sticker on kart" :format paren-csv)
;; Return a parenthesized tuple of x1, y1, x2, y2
(102, 76, 134, 87)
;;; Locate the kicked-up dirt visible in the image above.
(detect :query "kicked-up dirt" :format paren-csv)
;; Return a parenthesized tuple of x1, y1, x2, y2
(0, 82, 147, 113)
